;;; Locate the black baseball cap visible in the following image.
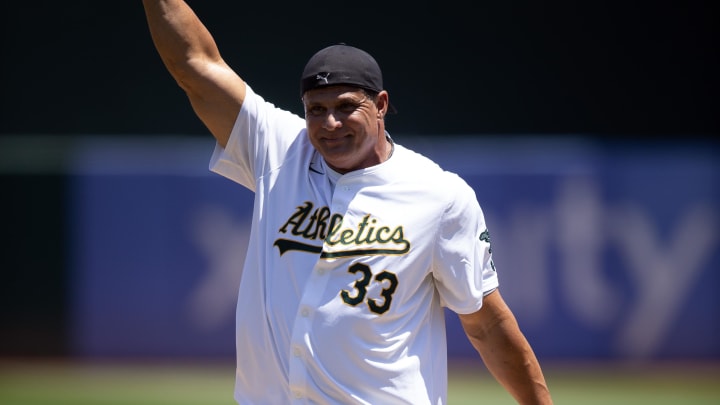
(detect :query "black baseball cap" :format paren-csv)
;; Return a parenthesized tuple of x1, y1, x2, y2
(300, 43, 397, 114)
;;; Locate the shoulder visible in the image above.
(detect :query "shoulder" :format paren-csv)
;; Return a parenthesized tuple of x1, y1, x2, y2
(394, 144, 475, 193)
(389, 144, 480, 219)
(241, 85, 305, 128)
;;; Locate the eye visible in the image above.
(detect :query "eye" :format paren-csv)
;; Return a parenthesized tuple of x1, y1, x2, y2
(306, 105, 326, 116)
(337, 102, 361, 113)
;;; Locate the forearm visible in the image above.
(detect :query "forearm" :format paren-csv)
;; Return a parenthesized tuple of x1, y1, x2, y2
(142, 0, 221, 84)
(472, 317, 552, 404)
(459, 291, 553, 404)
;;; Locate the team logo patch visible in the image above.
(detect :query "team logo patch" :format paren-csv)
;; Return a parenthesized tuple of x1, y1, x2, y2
(479, 229, 496, 272)
(479, 229, 492, 253)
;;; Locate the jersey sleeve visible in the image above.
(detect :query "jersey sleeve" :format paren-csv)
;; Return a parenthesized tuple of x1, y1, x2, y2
(431, 175, 499, 314)
(209, 85, 306, 191)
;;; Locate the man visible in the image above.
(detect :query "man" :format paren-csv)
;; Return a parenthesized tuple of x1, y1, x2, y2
(142, 1, 553, 404)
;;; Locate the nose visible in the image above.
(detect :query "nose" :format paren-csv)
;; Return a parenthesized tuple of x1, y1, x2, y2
(322, 111, 342, 130)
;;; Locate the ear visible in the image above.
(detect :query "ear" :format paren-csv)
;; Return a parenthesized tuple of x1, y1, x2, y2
(376, 90, 390, 118)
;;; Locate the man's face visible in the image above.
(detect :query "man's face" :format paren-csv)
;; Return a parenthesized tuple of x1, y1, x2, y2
(303, 85, 385, 174)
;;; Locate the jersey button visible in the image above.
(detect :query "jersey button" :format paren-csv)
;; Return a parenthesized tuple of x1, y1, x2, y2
(293, 391, 303, 399)
(301, 308, 310, 317)
(293, 346, 302, 357)
(317, 268, 326, 276)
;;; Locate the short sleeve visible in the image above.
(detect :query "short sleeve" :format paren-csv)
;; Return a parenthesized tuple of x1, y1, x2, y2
(431, 175, 499, 314)
(209, 85, 306, 191)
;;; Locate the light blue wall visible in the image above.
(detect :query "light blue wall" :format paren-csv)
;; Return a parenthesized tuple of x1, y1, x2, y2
(67, 135, 720, 361)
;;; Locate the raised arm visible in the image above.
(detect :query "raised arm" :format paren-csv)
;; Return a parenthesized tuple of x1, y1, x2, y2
(142, 0, 245, 147)
(458, 290, 553, 404)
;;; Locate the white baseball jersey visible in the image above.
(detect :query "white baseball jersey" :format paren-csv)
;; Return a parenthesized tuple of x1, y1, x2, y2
(209, 85, 499, 404)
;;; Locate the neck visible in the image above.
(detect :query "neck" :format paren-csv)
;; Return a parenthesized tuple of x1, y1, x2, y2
(385, 133, 395, 160)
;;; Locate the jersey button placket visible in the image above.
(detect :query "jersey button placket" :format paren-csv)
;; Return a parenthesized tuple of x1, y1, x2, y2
(288, 340, 307, 401)
(288, 261, 330, 401)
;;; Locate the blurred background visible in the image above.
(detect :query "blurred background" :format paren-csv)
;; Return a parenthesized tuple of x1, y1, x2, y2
(1, 0, 718, 403)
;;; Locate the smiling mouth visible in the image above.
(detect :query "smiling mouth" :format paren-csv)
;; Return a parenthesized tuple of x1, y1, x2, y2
(322, 134, 350, 145)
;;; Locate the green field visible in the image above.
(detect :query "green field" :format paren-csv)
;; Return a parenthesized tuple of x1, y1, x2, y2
(0, 359, 718, 404)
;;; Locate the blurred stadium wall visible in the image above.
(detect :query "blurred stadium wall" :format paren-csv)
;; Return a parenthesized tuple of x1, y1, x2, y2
(1, 134, 718, 363)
